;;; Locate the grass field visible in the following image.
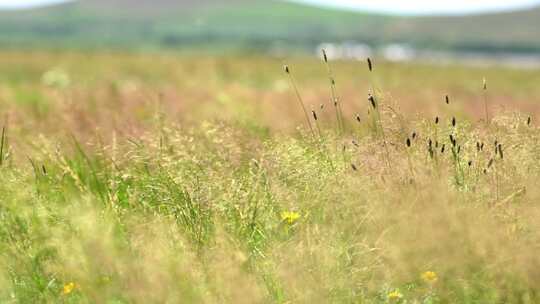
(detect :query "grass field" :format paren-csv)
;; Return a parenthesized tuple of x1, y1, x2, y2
(1, 50, 540, 303)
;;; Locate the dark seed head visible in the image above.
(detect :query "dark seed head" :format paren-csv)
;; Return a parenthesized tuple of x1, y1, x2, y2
(352, 140, 359, 147)
(449, 135, 456, 147)
(412, 132, 417, 140)
(312, 110, 318, 121)
(488, 158, 494, 168)
(527, 116, 532, 125)
(435, 141, 439, 148)
(476, 142, 481, 152)
(468, 161, 473, 167)
(368, 94, 376, 109)
(322, 49, 328, 63)
(428, 139, 432, 148)
(351, 164, 358, 171)
(498, 144, 503, 159)
(42, 164, 47, 175)
(435, 116, 439, 124)
(452, 117, 456, 127)
(356, 114, 361, 123)
(457, 145, 461, 154)
(367, 58, 373, 72)
(445, 95, 450, 104)
(284, 65, 290, 74)
(406, 138, 411, 148)
(441, 144, 446, 153)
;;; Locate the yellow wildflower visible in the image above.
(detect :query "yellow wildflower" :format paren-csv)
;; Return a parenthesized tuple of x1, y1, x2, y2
(281, 211, 300, 225)
(63, 282, 76, 295)
(421, 271, 438, 284)
(387, 290, 403, 301)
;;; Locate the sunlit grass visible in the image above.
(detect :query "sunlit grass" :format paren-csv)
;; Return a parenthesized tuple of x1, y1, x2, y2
(0, 51, 540, 303)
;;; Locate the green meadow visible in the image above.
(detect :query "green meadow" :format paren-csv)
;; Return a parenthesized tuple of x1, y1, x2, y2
(1, 51, 540, 303)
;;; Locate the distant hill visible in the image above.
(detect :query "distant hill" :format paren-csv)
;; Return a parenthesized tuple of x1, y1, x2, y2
(0, 0, 539, 53)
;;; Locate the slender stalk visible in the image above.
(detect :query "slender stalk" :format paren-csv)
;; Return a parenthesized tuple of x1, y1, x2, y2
(284, 65, 315, 137)
(322, 49, 344, 134)
(483, 77, 489, 125)
(0, 125, 5, 167)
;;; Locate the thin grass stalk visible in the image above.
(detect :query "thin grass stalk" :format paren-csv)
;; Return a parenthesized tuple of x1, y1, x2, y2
(284, 65, 315, 137)
(483, 77, 490, 125)
(322, 49, 344, 134)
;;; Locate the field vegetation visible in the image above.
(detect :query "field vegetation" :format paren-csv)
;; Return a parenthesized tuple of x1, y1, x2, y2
(1, 51, 540, 303)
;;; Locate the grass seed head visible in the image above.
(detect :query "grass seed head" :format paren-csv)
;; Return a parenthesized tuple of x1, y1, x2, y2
(367, 57, 373, 72)
(368, 94, 376, 109)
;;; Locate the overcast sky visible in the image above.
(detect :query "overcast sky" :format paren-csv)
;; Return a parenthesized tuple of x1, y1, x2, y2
(0, 0, 539, 14)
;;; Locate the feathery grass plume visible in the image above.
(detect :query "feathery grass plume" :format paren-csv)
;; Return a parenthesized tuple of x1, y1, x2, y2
(367, 57, 373, 72)
(284, 64, 315, 137)
(445, 95, 450, 104)
(321, 49, 344, 134)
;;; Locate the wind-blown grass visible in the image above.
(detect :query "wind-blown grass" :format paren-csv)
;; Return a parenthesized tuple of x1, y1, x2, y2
(1, 51, 540, 303)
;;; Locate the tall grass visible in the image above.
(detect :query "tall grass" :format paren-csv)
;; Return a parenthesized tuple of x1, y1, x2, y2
(1, 52, 540, 303)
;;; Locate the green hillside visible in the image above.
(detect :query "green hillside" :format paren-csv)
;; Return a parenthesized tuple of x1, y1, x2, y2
(0, 0, 538, 52)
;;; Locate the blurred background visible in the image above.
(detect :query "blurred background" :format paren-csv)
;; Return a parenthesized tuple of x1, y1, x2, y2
(0, 0, 539, 68)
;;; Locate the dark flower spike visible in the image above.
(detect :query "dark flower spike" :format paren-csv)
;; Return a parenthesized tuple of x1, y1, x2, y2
(368, 94, 376, 109)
